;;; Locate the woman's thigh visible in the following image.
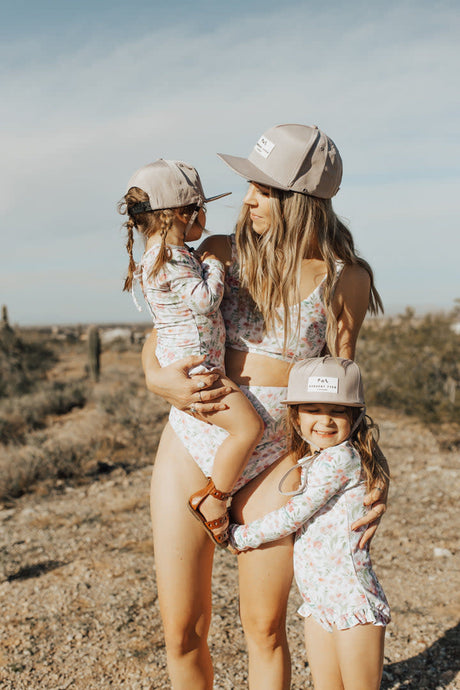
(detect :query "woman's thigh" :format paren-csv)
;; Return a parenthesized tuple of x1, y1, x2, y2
(232, 454, 298, 632)
(151, 423, 216, 637)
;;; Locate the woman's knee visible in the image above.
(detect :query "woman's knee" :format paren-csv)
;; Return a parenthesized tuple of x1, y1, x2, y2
(240, 606, 288, 650)
(163, 615, 211, 659)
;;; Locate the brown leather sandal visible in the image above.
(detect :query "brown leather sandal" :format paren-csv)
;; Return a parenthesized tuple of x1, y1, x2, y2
(188, 478, 231, 548)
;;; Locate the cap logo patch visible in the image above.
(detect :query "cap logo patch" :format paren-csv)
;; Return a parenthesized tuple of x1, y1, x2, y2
(255, 136, 275, 159)
(307, 376, 338, 394)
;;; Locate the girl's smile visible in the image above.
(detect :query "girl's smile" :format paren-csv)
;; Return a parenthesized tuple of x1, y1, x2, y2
(297, 403, 351, 450)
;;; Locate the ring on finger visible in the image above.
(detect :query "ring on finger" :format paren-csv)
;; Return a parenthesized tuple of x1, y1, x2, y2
(190, 404, 198, 414)
(198, 390, 203, 402)
(197, 381, 205, 389)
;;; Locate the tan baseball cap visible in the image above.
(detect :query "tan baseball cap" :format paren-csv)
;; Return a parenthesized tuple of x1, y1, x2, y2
(217, 124, 342, 199)
(126, 159, 231, 213)
(283, 356, 365, 406)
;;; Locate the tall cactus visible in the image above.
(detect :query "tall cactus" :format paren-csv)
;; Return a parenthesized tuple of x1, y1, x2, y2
(0, 304, 15, 350)
(1, 305, 9, 326)
(87, 326, 101, 382)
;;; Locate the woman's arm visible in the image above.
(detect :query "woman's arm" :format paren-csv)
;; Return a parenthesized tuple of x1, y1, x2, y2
(334, 263, 389, 546)
(142, 330, 231, 413)
(333, 263, 371, 359)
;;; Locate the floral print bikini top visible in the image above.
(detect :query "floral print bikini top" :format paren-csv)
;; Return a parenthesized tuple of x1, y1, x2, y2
(220, 234, 343, 363)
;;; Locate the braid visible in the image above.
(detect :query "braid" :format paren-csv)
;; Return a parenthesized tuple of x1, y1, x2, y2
(117, 186, 197, 290)
(123, 218, 137, 292)
(149, 210, 173, 279)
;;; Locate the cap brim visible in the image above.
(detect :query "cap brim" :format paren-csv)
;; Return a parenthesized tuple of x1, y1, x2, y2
(217, 153, 291, 191)
(281, 400, 365, 406)
(204, 191, 232, 203)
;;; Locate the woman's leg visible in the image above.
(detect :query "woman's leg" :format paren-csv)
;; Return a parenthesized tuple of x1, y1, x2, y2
(304, 616, 385, 690)
(151, 423, 216, 690)
(232, 454, 298, 690)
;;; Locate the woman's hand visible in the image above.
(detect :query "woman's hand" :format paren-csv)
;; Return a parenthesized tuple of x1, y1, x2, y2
(351, 482, 389, 548)
(142, 332, 230, 413)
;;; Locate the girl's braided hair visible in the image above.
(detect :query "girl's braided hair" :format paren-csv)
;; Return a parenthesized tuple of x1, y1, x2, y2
(118, 187, 196, 291)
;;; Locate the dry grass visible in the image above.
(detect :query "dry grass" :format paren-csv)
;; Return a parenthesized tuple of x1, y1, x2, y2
(0, 328, 168, 502)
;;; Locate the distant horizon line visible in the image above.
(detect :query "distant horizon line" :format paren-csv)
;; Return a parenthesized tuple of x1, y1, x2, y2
(8, 301, 459, 329)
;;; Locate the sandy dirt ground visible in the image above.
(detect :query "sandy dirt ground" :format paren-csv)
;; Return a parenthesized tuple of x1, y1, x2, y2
(0, 396, 459, 689)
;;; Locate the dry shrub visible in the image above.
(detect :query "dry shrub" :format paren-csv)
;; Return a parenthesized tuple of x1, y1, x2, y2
(0, 408, 109, 499)
(0, 381, 88, 443)
(357, 307, 460, 444)
(0, 331, 57, 398)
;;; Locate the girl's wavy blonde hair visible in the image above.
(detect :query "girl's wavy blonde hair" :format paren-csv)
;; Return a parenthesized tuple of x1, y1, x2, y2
(286, 406, 389, 490)
(117, 187, 196, 292)
(235, 188, 383, 355)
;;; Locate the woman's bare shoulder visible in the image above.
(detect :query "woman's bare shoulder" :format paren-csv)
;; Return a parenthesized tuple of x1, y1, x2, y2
(198, 234, 233, 264)
(337, 262, 371, 295)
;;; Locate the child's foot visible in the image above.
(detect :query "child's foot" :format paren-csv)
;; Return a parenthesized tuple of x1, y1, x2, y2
(188, 479, 231, 547)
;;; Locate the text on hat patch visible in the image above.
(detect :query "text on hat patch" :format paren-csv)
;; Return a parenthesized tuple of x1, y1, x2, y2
(255, 136, 275, 159)
(307, 376, 339, 394)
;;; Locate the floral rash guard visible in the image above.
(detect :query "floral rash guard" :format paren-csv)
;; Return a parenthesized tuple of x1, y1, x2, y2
(230, 440, 391, 631)
(139, 243, 226, 372)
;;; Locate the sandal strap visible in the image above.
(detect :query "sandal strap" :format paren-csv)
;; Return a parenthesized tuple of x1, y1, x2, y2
(208, 480, 231, 501)
(205, 514, 228, 530)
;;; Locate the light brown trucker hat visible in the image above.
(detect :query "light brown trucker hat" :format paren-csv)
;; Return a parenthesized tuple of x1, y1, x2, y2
(126, 159, 231, 214)
(217, 124, 342, 199)
(283, 356, 365, 406)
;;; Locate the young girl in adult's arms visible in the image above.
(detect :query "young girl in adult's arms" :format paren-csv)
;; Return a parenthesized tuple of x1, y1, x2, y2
(230, 356, 390, 690)
(119, 159, 264, 546)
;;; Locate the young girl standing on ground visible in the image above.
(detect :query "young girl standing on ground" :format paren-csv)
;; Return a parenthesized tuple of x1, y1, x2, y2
(119, 159, 264, 546)
(230, 356, 390, 690)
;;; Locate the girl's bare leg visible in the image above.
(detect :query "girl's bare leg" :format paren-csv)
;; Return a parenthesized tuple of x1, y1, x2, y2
(304, 616, 385, 690)
(232, 454, 298, 690)
(151, 423, 216, 690)
(335, 623, 385, 690)
(193, 379, 264, 535)
(304, 617, 344, 690)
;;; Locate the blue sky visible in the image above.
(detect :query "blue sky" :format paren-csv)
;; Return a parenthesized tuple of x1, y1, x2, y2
(1, 0, 459, 325)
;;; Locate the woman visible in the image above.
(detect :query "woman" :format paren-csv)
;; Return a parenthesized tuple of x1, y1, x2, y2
(141, 124, 388, 690)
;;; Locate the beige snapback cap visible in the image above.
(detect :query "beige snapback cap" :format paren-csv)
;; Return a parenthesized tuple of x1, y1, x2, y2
(283, 356, 365, 407)
(126, 159, 230, 213)
(218, 124, 342, 199)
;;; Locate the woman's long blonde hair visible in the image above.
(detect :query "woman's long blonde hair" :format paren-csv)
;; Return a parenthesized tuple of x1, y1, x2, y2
(117, 187, 196, 292)
(235, 188, 383, 355)
(286, 406, 389, 490)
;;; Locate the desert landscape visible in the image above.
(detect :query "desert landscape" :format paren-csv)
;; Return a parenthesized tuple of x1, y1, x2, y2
(0, 312, 459, 689)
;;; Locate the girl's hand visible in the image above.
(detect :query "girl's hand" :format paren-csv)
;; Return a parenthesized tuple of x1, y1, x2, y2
(351, 483, 388, 548)
(199, 250, 221, 263)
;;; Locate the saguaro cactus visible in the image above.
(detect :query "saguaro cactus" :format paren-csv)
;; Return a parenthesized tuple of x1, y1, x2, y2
(1, 305, 9, 326)
(87, 326, 101, 382)
(0, 305, 15, 350)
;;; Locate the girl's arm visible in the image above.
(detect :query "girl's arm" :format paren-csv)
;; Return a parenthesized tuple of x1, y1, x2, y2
(142, 330, 230, 412)
(230, 444, 360, 551)
(158, 251, 225, 316)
